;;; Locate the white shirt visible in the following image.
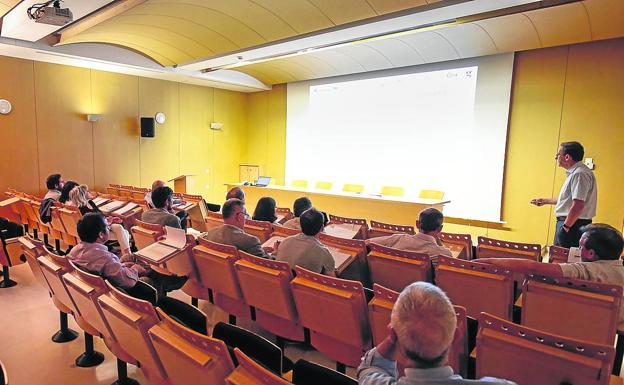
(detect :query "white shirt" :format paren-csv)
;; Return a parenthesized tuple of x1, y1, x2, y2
(554, 162, 597, 219)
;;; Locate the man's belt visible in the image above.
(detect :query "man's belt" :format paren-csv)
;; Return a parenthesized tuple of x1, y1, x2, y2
(556, 216, 566, 221)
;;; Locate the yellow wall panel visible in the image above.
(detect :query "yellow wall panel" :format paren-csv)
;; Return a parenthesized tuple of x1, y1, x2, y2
(34, 62, 94, 193)
(91, 70, 140, 191)
(0, 57, 39, 195)
(179, 83, 214, 198)
(138, 77, 180, 187)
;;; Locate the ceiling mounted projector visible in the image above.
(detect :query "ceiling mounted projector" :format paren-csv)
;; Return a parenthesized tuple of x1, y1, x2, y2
(27, 1, 73, 26)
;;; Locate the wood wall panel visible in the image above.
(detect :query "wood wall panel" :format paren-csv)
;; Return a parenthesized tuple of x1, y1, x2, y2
(34, 62, 94, 193)
(91, 70, 140, 191)
(138, 78, 180, 187)
(0, 57, 39, 195)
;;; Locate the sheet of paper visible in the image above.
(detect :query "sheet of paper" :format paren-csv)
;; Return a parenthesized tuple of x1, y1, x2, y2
(92, 197, 110, 206)
(135, 242, 178, 263)
(99, 200, 126, 213)
(262, 235, 285, 249)
(160, 226, 187, 249)
(567, 247, 582, 263)
(112, 202, 139, 215)
(324, 223, 360, 239)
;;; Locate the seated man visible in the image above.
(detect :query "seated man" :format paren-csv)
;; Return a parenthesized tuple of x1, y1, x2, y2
(43, 173, 64, 201)
(226, 186, 245, 204)
(366, 208, 452, 259)
(276, 208, 336, 276)
(145, 180, 188, 227)
(141, 186, 184, 229)
(480, 223, 624, 325)
(283, 197, 312, 231)
(358, 281, 516, 385)
(201, 198, 271, 258)
(67, 213, 206, 334)
(144, 179, 165, 208)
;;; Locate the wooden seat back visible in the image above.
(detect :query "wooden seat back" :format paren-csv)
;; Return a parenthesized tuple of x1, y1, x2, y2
(290, 267, 371, 367)
(435, 256, 514, 320)
(107, 184, 121, 196)
(149, 308, 234, 385)
(131, 219, 165, 250)
(19, 236, 50, 291)
(327, 214, 368, 239)
(275, 207, 294, 224)
(243, 218, 272, 243)
(234, 252, 304, 341)
(226, 348, 291, 385)
(547, 245, 569, 264)
(131, 187, 149, 200)
(98, 282, 169, 385)
(367, 243, 431, 291)
(318, 233, 367, 283)
(368, 220, 415, 239)
(193, 238, 247, 318)
(57, 206, 82, 244)
(367, 284, 468, 376)
(439, 232, 473, 260)
(477, 236, 541, 261)
(118, 186, 133, 199)
(271, 223, 301, 237)
(476, 313, 614, 385)
(205, 212, 224, 231)
(37, 251, 77, 315)
(521, 276, 622, 345)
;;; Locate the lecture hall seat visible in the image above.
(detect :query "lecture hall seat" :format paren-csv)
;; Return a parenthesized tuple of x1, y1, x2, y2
(379, 186, 404, 197)
(476, 313, 619, 385)
(271, 223, 301, 237)
(290, 266, 372, 372)
(368, 220, 415, 239)
(225, 348, 291, 385)
(327, 214, 369, 239)
(131, 219, 165, 250)
(439, 231, 473, 260)
(243, 218, 273, 243)
(547, 245, 569, 263)
(476, 236, 541, 261)
(148, 309, 235, 385)
(292, 359, 357, 385)
(366, 243, 432, 292)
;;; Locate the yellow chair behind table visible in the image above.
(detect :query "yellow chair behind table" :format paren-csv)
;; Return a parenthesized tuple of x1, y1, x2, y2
(290, 266, 371, 371)
(379, 186, 404, 197)
(368, 284, 469, 377)
(149, 308, 234, 385)
(342, 183, 364, 194)
(368, 220, 415, 239)
(192, 238, 249, 322)
(315, 181, 333, 190)
(476, 236, 541, 261)
(226, 348, 291, 385)
(418, 189, 444, 200)
(291, 180, 308, 189)
(521, 275, 622, 346)
(435, 256, 514, 321)
(234, 251, 305, 342)
(131, 219, 165, 250)
(439, 231, 473, 260)
(367, 243, 432, 292)
(476, 313, 617, 385)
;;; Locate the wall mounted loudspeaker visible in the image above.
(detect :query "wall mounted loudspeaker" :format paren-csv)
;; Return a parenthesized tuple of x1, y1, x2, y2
(140, 117, 155, 137)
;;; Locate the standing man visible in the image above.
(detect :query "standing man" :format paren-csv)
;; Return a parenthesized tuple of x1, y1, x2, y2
(531, 141, 597, 247)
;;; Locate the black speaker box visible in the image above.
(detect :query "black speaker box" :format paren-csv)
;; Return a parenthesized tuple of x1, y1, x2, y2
(140, 117, 155, 137)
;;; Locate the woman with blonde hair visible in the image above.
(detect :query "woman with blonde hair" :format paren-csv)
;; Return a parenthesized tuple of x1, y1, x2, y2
(69, 185, 132, 257)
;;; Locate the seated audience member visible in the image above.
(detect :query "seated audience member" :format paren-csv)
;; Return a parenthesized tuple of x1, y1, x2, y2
(358, 281, 516, 385)
(276, 208, 335, 276)
(70, 184, 132, 256)
(59, 180, 79, 204)
(366, 208, 452, 259)
(43, 173, 64, 201)
(480, 223, 624, 324)
(283, 197, 312, 230)
(142, 186, 184, 229)
(226, 186, 245, 204)
(67, 213, 205, 334)
(145, 179, 165, 208)
(145, 180, 188, 226)
(201, 198, 271, 258)
(252, 196, 278, 223)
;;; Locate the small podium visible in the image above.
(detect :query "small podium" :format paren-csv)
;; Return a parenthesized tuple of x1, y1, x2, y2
(168, 175, 195, 194)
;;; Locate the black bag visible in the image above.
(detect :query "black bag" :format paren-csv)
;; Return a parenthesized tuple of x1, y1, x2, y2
(0, 217, 24, 240)
(39, 198, 55, 224)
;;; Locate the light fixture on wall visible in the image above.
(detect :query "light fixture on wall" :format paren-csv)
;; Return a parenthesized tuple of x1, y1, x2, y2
(87, 114, 103, 122)
(0, 99, 12, 115)
(210, 122, 223, 130)
(155, 112, 166, 124)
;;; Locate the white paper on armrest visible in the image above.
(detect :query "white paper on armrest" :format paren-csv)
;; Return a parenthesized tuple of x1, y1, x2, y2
(161, 226, 187, 249)
(324, 223, 360, 239)
(99, 200, 126, 213)
(92, 197, 109, 206)
(113, 202, 139, 215)
(567, 247, 582, 263)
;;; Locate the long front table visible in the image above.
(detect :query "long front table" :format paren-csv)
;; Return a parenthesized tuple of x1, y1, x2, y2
(226, 184, 449, 226)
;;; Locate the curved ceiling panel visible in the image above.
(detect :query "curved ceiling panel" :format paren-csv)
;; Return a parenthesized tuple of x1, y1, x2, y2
(525, 1, 591, 48)
(0, 0, 19, 18)
(435, 23, 498, 58)
(58, 0, 439, 66)
(475, 13, 541, 53)
(363, 37, 426, 67)
(398, 31, 460, 63)
(309, 49, 368, 75)
(584, 0, 624, 40)
(339, 44, 394, 71)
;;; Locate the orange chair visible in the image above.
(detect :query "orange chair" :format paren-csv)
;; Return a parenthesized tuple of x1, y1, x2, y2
(56, 205, 82, 247)
(192, 238, 249, 322)
(367, 284, 468, 377)
(271, 223, 301, 237)
(243, 218, 272, 243)
(547, 245, 569, 263)
(435, 256, 514, 320)
(476, 236, 541, 261)
(521, 275, 622, 346)
(290, 267, 371, 371)
(131, 187, 150, 200)
(234, 251, 305, 342)
(368, 220, 415, 239)
(0, 235, 24, 288)
(367, 243, 431, 291)
(149, 308, 234, 385)
(275, 207, 294, 224)
(98, 282, 170, 385)
(226, 348, 291, 385)
(476, 312, 616, 385)
(439, 231, 473, 260)
(205, 211, 224, 231)
(318, 232, 368, 284)
(131, 219, 165, 250)
(327, 214, 368, 239)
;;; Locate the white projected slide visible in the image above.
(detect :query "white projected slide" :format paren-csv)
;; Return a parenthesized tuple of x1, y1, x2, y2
(286, 54, 514, 222)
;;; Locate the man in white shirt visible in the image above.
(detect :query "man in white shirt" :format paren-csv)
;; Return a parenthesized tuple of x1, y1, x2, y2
(531, 141, 597, 247)
(43, 173, 64, 201)
(366, 208, 453, 260)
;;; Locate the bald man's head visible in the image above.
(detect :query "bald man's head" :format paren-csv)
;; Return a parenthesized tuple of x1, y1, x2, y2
(226, 187, 245, 204)
(151, 180, 166, 190)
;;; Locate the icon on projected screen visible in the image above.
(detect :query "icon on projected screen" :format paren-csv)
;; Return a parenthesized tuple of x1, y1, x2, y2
(466, 71, 473, 77)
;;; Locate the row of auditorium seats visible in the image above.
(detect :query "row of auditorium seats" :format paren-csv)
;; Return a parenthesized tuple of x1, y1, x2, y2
(18, 236, 357, 385)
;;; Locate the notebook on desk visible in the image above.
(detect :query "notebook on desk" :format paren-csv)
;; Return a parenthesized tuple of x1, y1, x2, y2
(92, 197, 110, 206)
(99, 200, 126, 213)
(112, 202, 139, 216)
(135, 226, 187, 264)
